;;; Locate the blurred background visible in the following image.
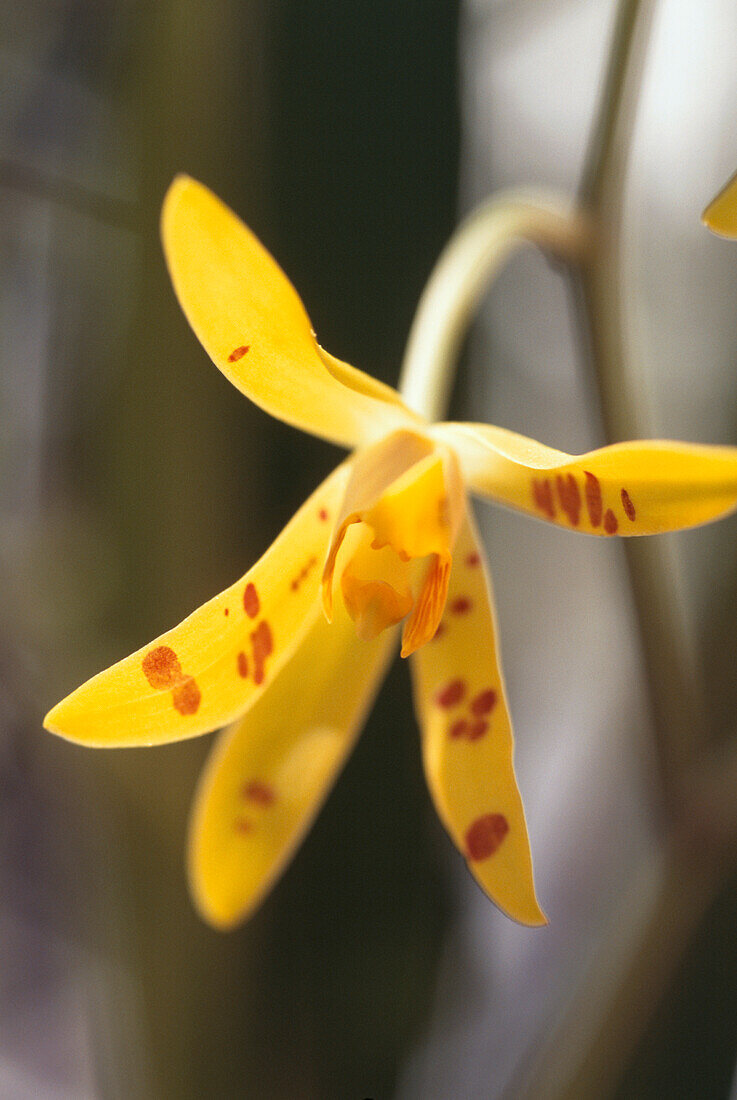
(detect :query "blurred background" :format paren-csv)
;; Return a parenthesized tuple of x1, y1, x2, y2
(2, 0, 737, 1096)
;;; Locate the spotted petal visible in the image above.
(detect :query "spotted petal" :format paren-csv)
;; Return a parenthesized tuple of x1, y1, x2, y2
(437, 422, 737, 536)
(410, 505, 545, 926)
(44, 463, 351, 747)
(161, 176, 420, 449)
(188, 598, 396, 929)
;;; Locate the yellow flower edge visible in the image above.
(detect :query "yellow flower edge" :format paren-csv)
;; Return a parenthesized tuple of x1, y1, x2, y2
(703, 171, 737, 239)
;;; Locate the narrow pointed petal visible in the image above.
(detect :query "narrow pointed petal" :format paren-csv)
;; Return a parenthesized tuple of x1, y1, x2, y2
(188, 600, 396, 929)
(702, 171, 737, 239)
(44, 463, 351, 747)
(410, 508, 545, 926)
(161, 176, 419, 448)
(438, 422, 737, 536)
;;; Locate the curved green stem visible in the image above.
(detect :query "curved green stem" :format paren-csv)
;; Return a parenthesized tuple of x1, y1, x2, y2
(399, 191, 592, 420)
(578, 0, 704, 804)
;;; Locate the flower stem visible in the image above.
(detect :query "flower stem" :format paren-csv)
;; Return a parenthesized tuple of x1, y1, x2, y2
(578, 0, 704, 806)
(519, 2, 735, 1095)
(398, 191, 592, 421)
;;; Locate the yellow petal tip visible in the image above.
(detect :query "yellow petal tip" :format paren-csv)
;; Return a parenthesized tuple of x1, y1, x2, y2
(42, 700, 79, 743)
(491, 890, 548, 928)
(702, 173, 737, 239)
(42, 707, 61, 736)
(521, 905, 548, 928)
(483, 878, 547, 928)
(188, 881, 243, 933)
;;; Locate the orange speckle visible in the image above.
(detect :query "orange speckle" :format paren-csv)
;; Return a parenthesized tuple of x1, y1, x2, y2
(556, 473, 581, 526)
(291, 555, 318, 592)
(251, 620, 274, 685)
(142, 646, 182, 690)
(242, 780, 276, 807)
(243, 582, 260, 618)
(237, 651, 249, 678)
(227, 345, 249, 362)
(449, 718, 469, 739)
(621, 488, 636, 521)
(465, 551, 480, 567)
(234, 817, 253, 834)
(604, 509, 619, 535)
(436, 679, 465, 709)
(468, 720, 489, 741)
(223, 607, 229, 617)
(471, 689, 496, 717)
(318, 508, 329, 522)
(465, 813, 509, 861)
(172, 676, 201, 715)
(532, 478, 555, 519)
(450, 596, 472, 615)
(584, 471, 603, 527)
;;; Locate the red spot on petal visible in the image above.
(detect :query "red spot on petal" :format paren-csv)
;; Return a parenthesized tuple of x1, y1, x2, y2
(242, 780, 276, 807)
(471, 689, 497, 717)
(468, 720, 489, 741)
(584, 471, 603, 527)
(621, 488, 636, 521)
(290, 555, 318, 593)
(436, 679, 466, 709)
(227, 345, 249, 362)
(251, 620, 274, 685)
(465, 813, 509, 861)
(142, 645, 182, 690)
(318, 508, 329, 522)
(556, 473, 581, 526)
(465, 551, 480, 567)
(243, 582, 260, 618)
(223, 607, 229, 617)
(234, 817, 253, 834)
(604, 509, 619, 535)
(172, 676, 201, 715)
(532, 478, 555, 518)
(237, 651, 249, 678)
(449, 718, 469, 739)
(450, 596, 472, 615)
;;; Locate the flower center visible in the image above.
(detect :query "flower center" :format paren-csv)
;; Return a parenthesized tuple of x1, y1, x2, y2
(322, 430, 463, 655)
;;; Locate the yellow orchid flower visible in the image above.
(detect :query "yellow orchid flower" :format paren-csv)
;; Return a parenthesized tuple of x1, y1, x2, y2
(44, 177, 737, 931)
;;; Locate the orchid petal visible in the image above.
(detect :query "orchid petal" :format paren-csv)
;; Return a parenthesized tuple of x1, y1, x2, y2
(411, 507, 545, 926)
(44, 463, 351, 747)
(188, 599, 396, 929)
(161, 176, 419, 448)
(702, 171, 737, 239)
(438, 422, 737, 536)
